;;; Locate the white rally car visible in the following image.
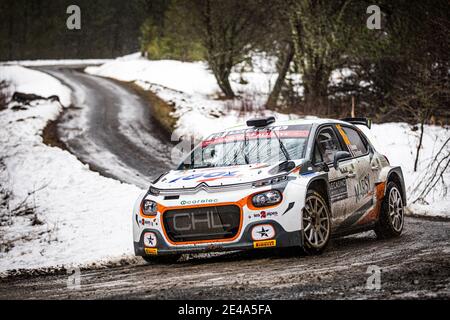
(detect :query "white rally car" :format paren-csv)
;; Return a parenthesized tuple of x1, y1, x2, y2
(133, 117, 406, 263)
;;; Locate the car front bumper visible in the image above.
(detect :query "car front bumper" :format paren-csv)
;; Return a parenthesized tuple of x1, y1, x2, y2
(134, 220, 303, 256)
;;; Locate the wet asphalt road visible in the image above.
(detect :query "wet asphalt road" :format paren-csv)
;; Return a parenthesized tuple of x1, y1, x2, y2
(39, 66, 171, 188)
(0, 67, 448, 300)
(0, 217, 448, 299)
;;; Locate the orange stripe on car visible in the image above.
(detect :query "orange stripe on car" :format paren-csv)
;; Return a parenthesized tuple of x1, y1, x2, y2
(336, 124, 351, 145)
(357, 182, 386, 225)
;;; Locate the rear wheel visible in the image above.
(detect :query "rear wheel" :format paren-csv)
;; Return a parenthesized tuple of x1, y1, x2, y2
(374, 181, 404, 239)
(142, 254, 182, 264)
(301, 190, 331, 254)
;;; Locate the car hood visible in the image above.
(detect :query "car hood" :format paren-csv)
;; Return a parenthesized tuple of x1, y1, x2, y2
(152, 160, 304, 190)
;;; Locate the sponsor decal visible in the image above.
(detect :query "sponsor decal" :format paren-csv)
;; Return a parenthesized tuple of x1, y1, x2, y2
(169, 171, 240, 183)
(141, 219, 156, 227)
(144, 248, 158, 255)
(330, 178, 348, 202)
(202, 125, 310, 147)
(355, 174, 371, 202)
(251, 224, 276, 240)
(253, 239, 277, 248)
(252, 211, 278, 219)
(250, 163, 270, 170)
(180, 199, 219, 205)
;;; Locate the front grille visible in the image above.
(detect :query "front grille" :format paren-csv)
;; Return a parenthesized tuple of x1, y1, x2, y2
(163, 205, 241, 242)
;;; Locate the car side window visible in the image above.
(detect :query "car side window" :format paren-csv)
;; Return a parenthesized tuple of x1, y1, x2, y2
(316, 127, 342, 164)
(342, 127, 368, 157)
(312, 142, 323, 164)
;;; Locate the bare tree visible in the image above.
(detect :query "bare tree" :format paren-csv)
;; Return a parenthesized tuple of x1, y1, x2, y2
(392, 61, 449, 171)
(176, 0, 272, 98)
(0, 81, 9, 111)
(286, 0, 383, 114)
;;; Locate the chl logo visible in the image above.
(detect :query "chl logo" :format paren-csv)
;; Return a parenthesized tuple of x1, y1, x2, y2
(172, 211, 230, 231)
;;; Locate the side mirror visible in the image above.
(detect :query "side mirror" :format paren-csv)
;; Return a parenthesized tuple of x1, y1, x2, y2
(333, 151, 352, 169)
(317, 162, 329, 173)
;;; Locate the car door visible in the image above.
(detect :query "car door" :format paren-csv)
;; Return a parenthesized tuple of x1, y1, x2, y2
(313, 126, 356, 227)
(334, 125, 375, 228)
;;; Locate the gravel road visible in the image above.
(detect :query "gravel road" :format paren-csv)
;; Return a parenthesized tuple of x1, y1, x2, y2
(1, 217, 448, 299)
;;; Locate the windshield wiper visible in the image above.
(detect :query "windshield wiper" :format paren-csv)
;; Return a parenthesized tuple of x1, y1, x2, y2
(270, 128, 291, 161)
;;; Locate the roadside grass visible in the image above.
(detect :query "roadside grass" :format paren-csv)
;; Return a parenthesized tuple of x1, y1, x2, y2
(120, 80, 178, 134)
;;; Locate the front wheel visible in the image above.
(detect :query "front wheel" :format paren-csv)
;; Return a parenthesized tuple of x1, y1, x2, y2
(374, 181, 404, 239)
(301, 190, 331, 255)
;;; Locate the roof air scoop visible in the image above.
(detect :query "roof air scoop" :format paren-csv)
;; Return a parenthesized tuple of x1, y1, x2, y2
(246, 116, 276, 127)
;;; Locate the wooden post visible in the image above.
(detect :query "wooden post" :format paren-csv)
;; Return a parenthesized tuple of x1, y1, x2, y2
(351, 96, 355, 117)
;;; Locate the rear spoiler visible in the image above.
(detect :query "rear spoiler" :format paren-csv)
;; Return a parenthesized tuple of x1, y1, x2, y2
(340, 117, 372, 129)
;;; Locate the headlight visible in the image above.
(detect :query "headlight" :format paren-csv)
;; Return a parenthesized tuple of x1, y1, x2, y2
(141, 199, 158, 216)
(252, 190, 282, 207)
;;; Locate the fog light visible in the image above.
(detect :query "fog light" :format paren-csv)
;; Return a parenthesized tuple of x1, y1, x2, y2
(143, 232, 157, 247)
(251, 224, 276, 240)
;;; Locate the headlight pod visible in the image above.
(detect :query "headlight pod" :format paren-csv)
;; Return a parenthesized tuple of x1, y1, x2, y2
(251, 190, 282, 207)
(252, 175, 288, 187)
(141, 199, 158, 216)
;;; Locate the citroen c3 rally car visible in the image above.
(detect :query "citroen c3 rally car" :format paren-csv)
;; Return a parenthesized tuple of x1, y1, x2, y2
(133, 117, 406, 263)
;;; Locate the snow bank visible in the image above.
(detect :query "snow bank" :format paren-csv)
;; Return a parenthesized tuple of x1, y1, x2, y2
(87, 54, 449, 218)
(0, 66, 142, 273)
(362, 123, 449, 218)
(1, 65, 72, 106)
(1, 59, 111, 67)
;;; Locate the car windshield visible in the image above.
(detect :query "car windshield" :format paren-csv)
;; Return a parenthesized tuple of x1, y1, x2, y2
(178, 124, 312, 170)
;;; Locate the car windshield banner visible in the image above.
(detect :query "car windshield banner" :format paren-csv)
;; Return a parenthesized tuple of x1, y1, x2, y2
(202, 125, 311, 147)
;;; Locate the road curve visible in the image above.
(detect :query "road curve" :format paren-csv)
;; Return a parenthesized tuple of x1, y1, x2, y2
(0, 217, 448, 299)
(39, 66, 172, 188)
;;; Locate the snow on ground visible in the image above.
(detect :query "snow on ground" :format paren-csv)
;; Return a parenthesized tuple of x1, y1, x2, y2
(1, 65, 71, 106)
(0, 56, 447, 273)
(362, 124, 449, 218)
(87, 53, 449, 217)
(0, 66, 141, 273)
(86, 52, 298, 139)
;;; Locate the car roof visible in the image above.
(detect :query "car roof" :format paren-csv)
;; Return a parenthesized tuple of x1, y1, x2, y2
(223, 117, 352, 132)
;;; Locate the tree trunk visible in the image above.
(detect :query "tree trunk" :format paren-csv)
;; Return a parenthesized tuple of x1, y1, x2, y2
(414, 119, 425, 172)
(266, 42, 295, 109)
(212, 64, 235, 98)
(217, 76, 235, 98)
(302, 67, 330, 115)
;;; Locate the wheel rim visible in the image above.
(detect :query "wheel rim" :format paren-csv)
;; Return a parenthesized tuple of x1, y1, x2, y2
(303, 195, 330, 248)
(388, 187, 404, 232)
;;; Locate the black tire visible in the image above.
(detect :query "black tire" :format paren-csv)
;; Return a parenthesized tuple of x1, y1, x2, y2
(301, 189, 331, 255)
(374, 181, 404, 239)
(142, 254, 182, 264)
